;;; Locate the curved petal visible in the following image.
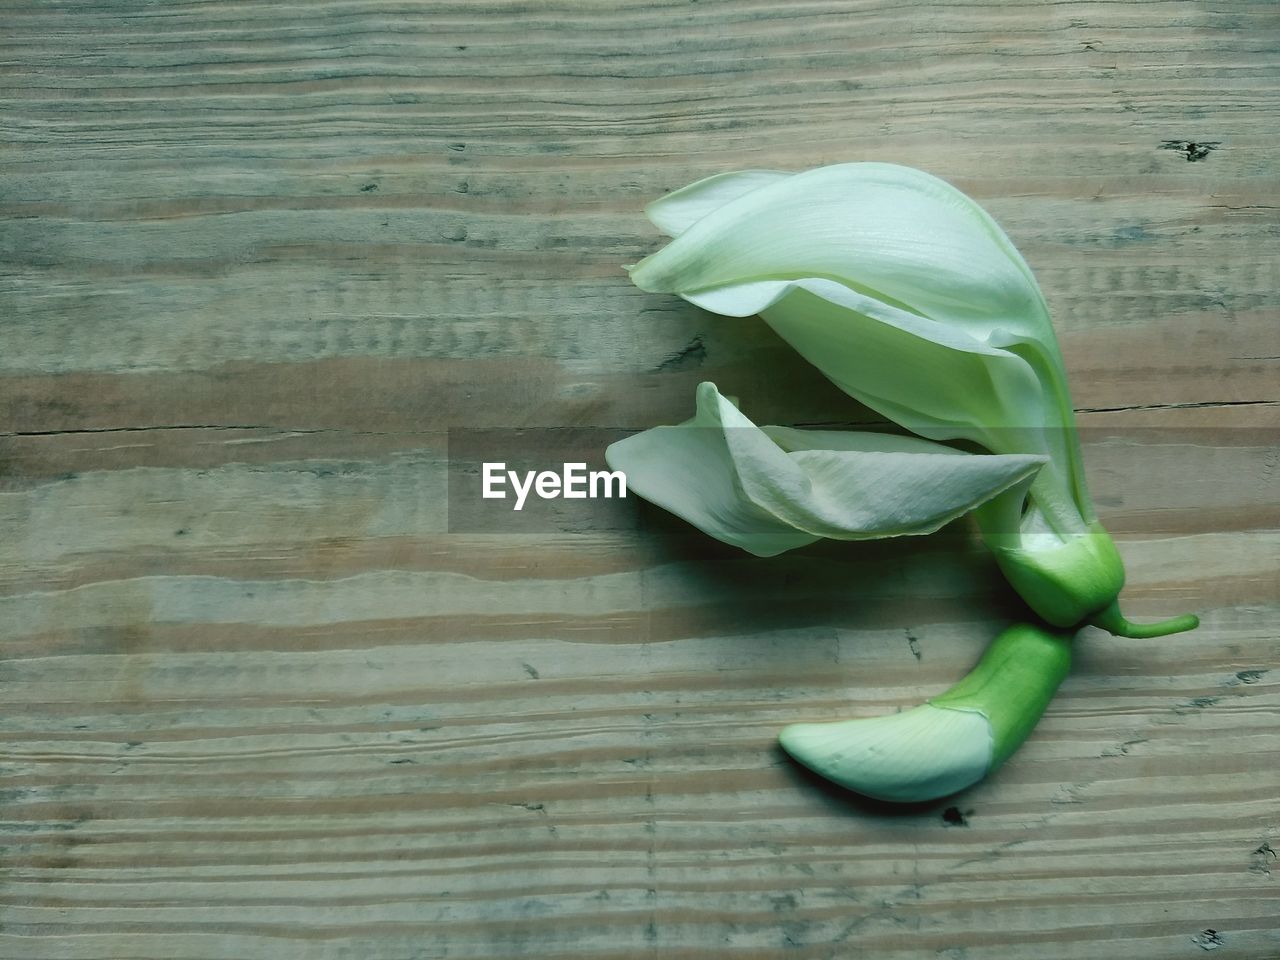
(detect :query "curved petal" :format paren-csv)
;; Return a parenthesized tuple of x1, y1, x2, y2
(697, 277, 1050, 438)
(630, 162, 1052, 343)
(603, 385, 818, 558)
(779, 704, 994, 803)
(606, 383, 1046, 555)
(645, 169, 792, 237)
(763, 424, 970, 456)
(779, 623, 1071, 802)
(756, 446, 1044, 540)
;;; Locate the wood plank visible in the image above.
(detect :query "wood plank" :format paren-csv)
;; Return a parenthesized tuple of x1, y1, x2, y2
(2, 1, 1278, 958)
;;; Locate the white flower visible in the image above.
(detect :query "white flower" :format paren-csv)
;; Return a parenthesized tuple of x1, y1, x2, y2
(617, 164, 1197, 638)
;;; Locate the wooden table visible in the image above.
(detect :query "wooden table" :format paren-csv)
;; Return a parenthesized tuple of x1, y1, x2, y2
(3, 3, 1277, 958)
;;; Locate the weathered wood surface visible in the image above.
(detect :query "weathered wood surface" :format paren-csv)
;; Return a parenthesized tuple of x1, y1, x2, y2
(2, 1, 1278, 958)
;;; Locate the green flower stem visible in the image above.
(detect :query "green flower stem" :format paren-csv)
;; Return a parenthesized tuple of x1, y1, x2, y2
(1090, 601, 1200, 639)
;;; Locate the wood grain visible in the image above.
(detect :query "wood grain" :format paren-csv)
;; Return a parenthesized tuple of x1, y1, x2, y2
(2, 1, 1278, 958)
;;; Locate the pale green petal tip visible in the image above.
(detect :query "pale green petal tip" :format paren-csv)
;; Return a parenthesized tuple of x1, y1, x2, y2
(780, 623, 1074, 802)
(778, 703, 994, 803)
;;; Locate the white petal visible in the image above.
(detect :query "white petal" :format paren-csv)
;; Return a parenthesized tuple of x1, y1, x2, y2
(604, 384, 818, 558)
(757, 281, 1050, 439)
(687, 277, 1052, 449)
(630, 162, 1050, 344)
(763, 424, 969, 456)
(779, 703, 994, 803)
(754, 446, 1044, 540)
(645, 169, 792, 237)
(607, 383, 1045, 554)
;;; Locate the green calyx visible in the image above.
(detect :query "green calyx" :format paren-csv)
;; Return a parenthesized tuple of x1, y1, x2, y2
(987, 522, 1124, 628)
(987, 522, 1199, 638)
(930, 623, 1072, 766)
